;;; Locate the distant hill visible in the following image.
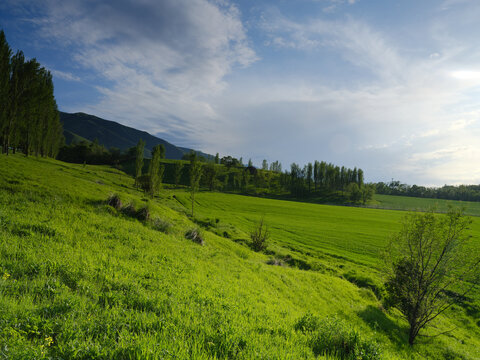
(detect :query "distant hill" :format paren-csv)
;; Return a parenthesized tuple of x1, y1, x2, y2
(60, 111, 213, 160)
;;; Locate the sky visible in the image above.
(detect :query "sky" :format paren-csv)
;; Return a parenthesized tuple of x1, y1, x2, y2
(1, 0, 480, 186)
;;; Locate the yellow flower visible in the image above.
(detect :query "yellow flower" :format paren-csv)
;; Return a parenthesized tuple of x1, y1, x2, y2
(45, 336, 54, 346)
(2, 272, 10, 280)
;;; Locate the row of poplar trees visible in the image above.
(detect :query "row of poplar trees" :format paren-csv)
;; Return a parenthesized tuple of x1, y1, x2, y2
(0, 30, 63, 157)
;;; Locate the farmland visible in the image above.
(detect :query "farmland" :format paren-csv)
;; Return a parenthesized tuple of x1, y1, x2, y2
(1, 155, 479, 359)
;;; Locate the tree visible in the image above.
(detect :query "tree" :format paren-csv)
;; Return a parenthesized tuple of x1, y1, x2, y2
(173, 161, 184, 186)
(307, 162, 313, 193)
(384, 208, 480, 346)
(203, 162, 218, 191)
(135, 139, 145, 188)
(262, 159, 268, 170)
(189, 155, 203, 217)
(148, 144, 165, 197)
(215, 152, 219, 164)
(347, 182, 361, 203)
(0, 30, 12, 154)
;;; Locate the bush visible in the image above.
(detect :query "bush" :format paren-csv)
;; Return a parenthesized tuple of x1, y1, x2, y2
(151, 217, 173, 234)
(121, 202, 137, 217)
(185, 228, 204, 245)
(309, 317, 381, 360)
(106, 193, 122, 210)
(250, 218, 269, 252)
(136, 205, 151, 221)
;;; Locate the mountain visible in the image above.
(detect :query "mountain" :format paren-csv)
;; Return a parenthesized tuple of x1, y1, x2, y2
(60, 111, 213, 160)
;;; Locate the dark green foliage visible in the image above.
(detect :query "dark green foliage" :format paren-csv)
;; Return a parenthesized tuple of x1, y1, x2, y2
(173, 161, 184, 186)
(136, 205, 151, 221)
(375, 180, 480, 202)
(106, 193, 122, 210)
(0, 31, 63, 157)
(250, 218, 269, 252)
(121, 202, 137, 218)
(384, 208, 479, 345)
(185, 227, 204, 245)
(148, 144, 165, 197)
(135, 139, 145, 188)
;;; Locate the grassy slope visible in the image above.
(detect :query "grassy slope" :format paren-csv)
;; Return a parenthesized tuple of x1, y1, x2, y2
(0, 155, 478, 359)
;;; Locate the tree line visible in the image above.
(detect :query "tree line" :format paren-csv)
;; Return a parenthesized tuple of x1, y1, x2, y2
(0, 30, 63, 157)
(124, 144, 374, 205)
(375, 180, 480, 202)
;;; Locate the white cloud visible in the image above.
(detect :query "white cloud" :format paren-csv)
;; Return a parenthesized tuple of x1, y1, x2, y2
(16, 0, 257, 147)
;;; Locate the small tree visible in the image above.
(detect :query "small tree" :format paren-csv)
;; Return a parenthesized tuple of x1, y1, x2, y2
(135, 139, 145, 188)
(173, 161, 184, 187)
(250, 217, 269, 252)
(384, 208, 480, 346)
(190, 155, 203, 217)
(148, 144, 165, 197)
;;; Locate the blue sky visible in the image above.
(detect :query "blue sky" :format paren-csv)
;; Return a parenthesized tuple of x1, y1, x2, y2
(1, 0, 480, 185)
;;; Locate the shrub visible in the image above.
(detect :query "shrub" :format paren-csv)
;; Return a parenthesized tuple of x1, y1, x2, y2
(136, 205, 151, 221)
(151, 217, 173, 234)
(250, 218, 269, 252)
(106, 193, 122, 210)
(121, 202, 137, 217)
(185, 228, 204, 245)
(309, 317, 381, 360)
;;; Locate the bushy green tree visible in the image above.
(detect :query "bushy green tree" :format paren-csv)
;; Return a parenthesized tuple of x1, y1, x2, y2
(384, 208, 480, 345)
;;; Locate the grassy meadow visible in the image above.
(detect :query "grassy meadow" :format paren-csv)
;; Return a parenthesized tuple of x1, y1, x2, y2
(370, 194, 480, 216)
(0, 155, 479, 359)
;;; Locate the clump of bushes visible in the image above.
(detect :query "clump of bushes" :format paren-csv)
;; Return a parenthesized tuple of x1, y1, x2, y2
(294, 315, 381, 360)
(151, 216, 173, 234)
(106, 193, 122, 210)
(136, 205, 151, 221)
(185, 228, 204, 245)
(250, 218, 269, 252)
(121, 202, 137, 218)
(266, 258, 284, 266)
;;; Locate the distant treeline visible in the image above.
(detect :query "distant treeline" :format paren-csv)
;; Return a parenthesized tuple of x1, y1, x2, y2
(57, 140, 134, 165)
(375, 180, 480, 202)
(0, 30, 63, 157)
(57, 138, 373, 203)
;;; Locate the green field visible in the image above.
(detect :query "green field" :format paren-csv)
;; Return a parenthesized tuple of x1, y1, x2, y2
(371, 194, 480, 216)
(1, 155, 479, 359)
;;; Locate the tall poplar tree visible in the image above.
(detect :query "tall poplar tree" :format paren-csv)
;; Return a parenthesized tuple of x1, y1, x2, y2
(148, 144, 165, 197)
(135, 139, 145, 188)
(0, 30, 11, 153)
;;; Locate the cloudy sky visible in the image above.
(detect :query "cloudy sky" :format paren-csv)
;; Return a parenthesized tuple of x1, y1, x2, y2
(2, 0, 480, 185)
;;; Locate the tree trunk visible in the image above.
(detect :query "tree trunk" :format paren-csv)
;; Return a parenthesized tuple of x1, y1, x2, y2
(408, 323, 417, 346)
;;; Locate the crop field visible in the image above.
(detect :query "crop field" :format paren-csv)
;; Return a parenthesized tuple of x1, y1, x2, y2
(370, 194, 480, 216)
(1, 155, 479, 359)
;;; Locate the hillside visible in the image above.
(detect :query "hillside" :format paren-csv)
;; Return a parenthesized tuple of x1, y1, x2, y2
(0, 155, 479, 359)
(60, 111, 213, 160)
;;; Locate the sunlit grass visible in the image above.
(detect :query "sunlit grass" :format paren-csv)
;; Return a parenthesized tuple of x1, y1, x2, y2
(0, 154, 478, 359)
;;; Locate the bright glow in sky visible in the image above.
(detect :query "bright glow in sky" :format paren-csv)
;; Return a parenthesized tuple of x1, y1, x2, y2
(1, 0, 480, 185)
